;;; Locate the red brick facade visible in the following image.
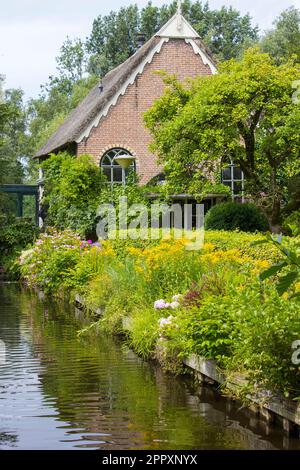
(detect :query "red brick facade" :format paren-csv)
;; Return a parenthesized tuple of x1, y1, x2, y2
(77, 39, 212, 184)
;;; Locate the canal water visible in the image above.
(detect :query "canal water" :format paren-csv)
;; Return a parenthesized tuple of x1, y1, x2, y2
(0, 283, 299, 450)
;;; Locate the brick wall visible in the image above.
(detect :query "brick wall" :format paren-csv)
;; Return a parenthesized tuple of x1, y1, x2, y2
(77, 39, 212, 184)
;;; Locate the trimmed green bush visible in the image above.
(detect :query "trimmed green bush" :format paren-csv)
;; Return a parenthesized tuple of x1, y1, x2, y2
(204, 202, 269, 232)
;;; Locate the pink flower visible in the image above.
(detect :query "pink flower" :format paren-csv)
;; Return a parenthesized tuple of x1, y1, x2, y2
(87, 240, 93, 245)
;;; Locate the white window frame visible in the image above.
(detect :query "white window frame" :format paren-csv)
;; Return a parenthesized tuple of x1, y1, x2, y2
(221, 160, 245, 202)
(100, 148, 135, 186)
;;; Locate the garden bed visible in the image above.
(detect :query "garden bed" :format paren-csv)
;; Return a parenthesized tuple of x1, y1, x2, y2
(17, 228, 300, 430)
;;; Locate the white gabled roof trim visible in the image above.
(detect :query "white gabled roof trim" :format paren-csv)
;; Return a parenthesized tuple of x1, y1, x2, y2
(76, 37, 169, 143)
(76, 17, 217, 143)
(156, 13, 200, 39)
(185, 39, 217, 74)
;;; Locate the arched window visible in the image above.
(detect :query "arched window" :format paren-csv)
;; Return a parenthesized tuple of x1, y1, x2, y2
(100, 148, 135, 185)
(221, 160, 245, 201)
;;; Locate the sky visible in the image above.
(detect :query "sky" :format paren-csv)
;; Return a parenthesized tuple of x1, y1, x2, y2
(0, 0, 299, 100)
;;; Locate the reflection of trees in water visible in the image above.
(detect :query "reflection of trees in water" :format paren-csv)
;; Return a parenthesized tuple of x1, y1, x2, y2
(16, 291, 247, 450)
(0, 431, 18, 447)
(0, 284, 21, 348)
(11, 287, 293, 450)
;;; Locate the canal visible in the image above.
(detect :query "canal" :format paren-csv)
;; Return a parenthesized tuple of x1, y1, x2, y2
(0, 283, 299, 450)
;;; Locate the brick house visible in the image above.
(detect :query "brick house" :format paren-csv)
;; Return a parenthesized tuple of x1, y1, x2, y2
(36, 9, 232, 218)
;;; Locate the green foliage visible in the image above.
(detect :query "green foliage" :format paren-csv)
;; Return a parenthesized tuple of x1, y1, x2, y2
(86, 1, 258, 77)
(253, 233, 300, 297)
(227, 292, 300, 398)
(282, 210, 300, 236)
(204, 202, 269, 233)
(55, 37, 86, 84)
(41, 152, 154, 238)
(19, 230, 86, 294)
(0, 214, 38, 266)
(145, 48, 300, 229)
(261, 7, 300, 64)
(170, 298, 237, 362)
(0, 84, 30, 209)
(28, 75, 98, 156)
(129, 308, 161, 359)
(41, 152, 107, 237)
(19, 227, 300, 399)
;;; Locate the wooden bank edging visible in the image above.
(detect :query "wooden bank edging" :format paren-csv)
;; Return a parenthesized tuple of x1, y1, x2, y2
(183, 355, 300, 433)
(74, 293, 300, 435)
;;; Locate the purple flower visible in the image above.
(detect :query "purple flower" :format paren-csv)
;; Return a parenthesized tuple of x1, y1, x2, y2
(154, 299, 166, 310)
(87, 240, 93, 245)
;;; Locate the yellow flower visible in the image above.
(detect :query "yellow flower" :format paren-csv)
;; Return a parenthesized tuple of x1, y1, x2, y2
(294, 282, 300, 293)
(202, 242, 216, 252)
(135, 265, 144, 273)
(127, 247, 142, 256)
(250, 259, 271, 276)
(254, 259, 270, 270)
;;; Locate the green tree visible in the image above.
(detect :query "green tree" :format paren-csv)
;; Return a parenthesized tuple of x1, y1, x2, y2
(41, 152, 107, 237)
(86, 4, 140, 77)
(0, 78, 31, 214)
(144, 49, 300, 232)
(28, 75, 98, 157)
(56, 37, 86, 84)
(261, 7, 300, 64)
(86, 1, 258, 77)
(1, 88, 30, 181)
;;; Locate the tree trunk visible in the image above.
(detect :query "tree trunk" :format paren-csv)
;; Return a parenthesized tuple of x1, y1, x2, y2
(269, 198, 282, 233)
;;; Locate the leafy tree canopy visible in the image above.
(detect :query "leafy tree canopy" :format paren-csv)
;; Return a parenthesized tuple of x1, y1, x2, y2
(0, 77, 30, 214)
(261, 7, 300, 64)
(144, 49, 300, 231)
(86, 0, 258, 77)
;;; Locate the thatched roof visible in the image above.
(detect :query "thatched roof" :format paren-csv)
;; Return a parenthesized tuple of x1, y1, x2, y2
(35, 14, 216, 159)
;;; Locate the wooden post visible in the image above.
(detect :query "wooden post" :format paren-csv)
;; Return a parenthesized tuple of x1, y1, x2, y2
(35, 194, 39, 225)
(17, 193, 23, 217)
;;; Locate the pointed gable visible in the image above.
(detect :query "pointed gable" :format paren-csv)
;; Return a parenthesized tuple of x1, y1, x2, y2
(35, 12, 217, 158)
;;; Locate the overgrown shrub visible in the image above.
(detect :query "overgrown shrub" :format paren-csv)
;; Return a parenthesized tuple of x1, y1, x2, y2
(282, 210, 300, 236)
(19, 229, 91, 294)
(18, 228, 300, 400)
(227, 291, 300, 398)
(0, 214, 38, 266)
(204, 202, 269, 232)
(41, 152, 151, 238)
(41, 152, 107, 238)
